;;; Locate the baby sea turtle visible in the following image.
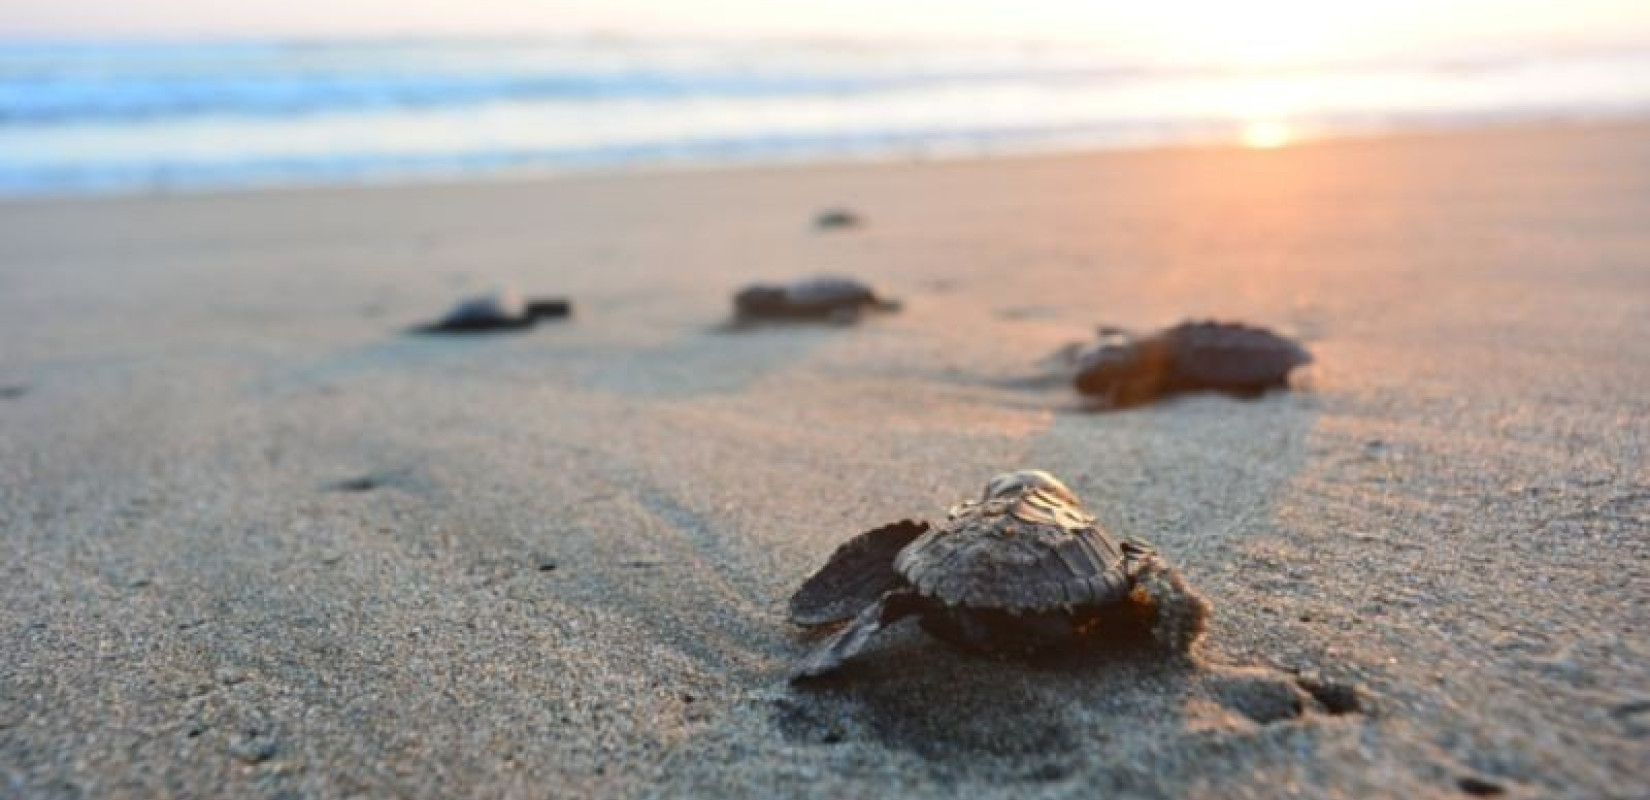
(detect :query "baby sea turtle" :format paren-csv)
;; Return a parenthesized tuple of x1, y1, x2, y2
(788, 470, 1208, 680)
(733, 275, 900, 325)
(411, 290, 570, 334)
(1069, 320, 1311, 406)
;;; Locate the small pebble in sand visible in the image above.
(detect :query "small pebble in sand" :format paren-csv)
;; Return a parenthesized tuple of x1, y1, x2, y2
(1456, 775, 1506, 796)
(1609, 698, 1650, 735)
(788, 470, 1209, 680)
(411, 289, 571, 334)
(328, 475, 383, 493)
(229, 734, 278, 765)
(814, 208, 862, 230)
(731, 275, 900, 326)
(1062, 320, 1312, 407)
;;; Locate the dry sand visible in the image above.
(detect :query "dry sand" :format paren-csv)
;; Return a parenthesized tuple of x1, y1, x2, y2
(1, 122, 1647, 799)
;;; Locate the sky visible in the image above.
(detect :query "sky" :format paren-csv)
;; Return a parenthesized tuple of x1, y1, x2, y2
(4, 0, 1650, 65)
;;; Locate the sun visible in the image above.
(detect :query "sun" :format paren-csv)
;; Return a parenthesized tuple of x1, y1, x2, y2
(1241, 120, 1293, 149)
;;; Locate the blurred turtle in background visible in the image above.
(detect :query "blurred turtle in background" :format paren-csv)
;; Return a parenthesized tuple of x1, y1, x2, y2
(1060, 321, 1312, 406)
(411, 290, 570, 334)
(731, 275, 900, 326)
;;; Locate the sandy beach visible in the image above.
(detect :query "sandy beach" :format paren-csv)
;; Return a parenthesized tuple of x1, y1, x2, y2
(2, 121, 1647, 799)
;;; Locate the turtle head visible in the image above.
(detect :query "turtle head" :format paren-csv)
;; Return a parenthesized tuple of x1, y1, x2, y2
(1072, 340, 1148, 393)
(525, 297, 571, 320)
(982, 470, 1079, 506)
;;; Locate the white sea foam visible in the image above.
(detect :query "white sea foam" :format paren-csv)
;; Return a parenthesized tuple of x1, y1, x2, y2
(3, 37, 1649, 194)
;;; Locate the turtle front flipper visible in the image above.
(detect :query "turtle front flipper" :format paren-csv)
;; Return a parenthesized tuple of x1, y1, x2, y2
(790, 590, 922, 681)
(789, 520, 928, 626)
(1124, 547, 1210, 655)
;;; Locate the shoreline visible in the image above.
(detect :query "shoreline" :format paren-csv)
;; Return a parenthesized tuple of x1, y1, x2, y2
(6, 114, 1649, 206)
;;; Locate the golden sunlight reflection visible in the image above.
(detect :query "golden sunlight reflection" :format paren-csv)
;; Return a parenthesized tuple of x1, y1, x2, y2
(1241, 120, 1293, 149)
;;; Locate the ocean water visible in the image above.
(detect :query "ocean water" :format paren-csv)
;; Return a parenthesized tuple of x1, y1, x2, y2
(4, 37, 1650, 195)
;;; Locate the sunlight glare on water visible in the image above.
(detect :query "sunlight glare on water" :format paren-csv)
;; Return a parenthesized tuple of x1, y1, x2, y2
(1242, 120, 1293, 149)
(2, 36, 1649, 194)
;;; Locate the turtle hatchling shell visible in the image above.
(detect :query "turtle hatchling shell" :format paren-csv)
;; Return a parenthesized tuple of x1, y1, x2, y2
(783, 276, 879, 307)
(1157, 321, 1311, 388)
(892, 483, 1133, 614)
(439, 291, 527, 327)
(733, 275, 894, 321)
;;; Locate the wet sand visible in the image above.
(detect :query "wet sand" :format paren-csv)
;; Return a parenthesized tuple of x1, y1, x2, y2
(2, 121, 1647, 799)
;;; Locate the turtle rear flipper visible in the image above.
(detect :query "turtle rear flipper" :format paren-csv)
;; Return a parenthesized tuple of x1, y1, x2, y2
(790, 590, 922, 681)
(789, 521, 928, 626)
